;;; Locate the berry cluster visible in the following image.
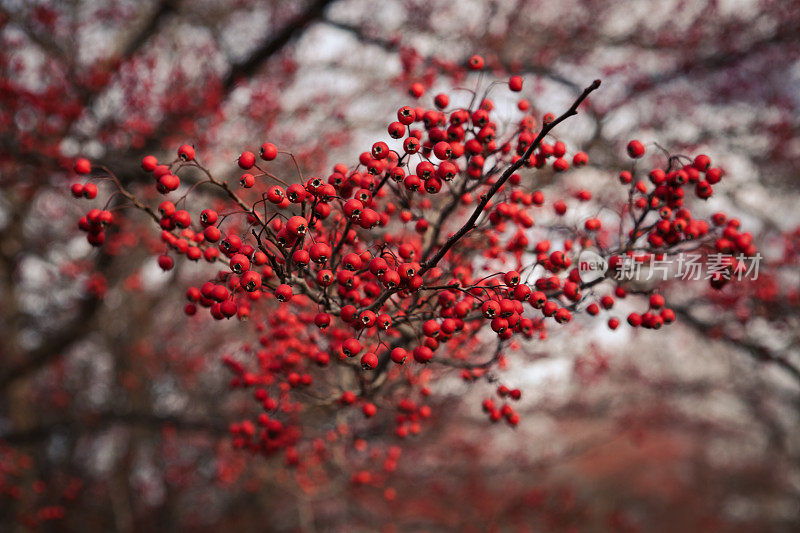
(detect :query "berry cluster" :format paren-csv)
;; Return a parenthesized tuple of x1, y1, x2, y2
(69, 61, 756, 485)
(481, 385, 523, 426)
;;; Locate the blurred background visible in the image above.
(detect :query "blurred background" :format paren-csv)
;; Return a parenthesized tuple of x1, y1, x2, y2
(1, 0, 799, 531)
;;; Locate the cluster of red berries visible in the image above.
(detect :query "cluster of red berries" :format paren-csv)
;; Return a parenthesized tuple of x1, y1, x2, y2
(625, 294, 675, 329)
(141, 145, 195, 193)
(69, 61, 756, 480)
(72, 159, 113, 245)
(76, 208, 114, 246)
(617, 141, 756, 289)
(481, 385, 522, 426)
(0, 443, 80, 528)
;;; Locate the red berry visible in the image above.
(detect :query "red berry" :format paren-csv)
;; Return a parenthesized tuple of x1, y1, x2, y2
(342, 338, 361, 358)
(649, 294, 665, 309)
(503, 271, 520, 286)
(361, 352, 378, 370)
(157, 254, 174, 271)
(178, 144, 195, 161)
(693, 154, 711, 171)
(408, 82, 425, 98)
(141, 155, 158, 171)
(468, 55, 484, 70)
(413, 346, 434, 363)
(74, 158, 91, 174)
(552, 158, 569, 172)
(572, 151, 588, 166)
(240, 173, 255, 188)
(275, 284, 293, 302)
(238, 151, 256, 169)
(241, 271, 261, 292)
(260, 143, 278, 161)
(626, 140, 645, 158)
(397, 106, 416, 125)
(391, 347, 407, 364)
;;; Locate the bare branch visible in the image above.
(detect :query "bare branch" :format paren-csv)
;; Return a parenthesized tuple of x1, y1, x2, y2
(222, 0, 337, 91)
(0, 411, 228, 445)
(674, 306, 800, 385)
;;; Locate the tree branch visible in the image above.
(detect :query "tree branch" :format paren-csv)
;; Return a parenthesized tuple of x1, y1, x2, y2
(674, 306, 800, 385)
(116, 0, 179, 60)
(0, 295, 101, 391)
(221, 0, 337, 91)
(0, 411, 228, 445)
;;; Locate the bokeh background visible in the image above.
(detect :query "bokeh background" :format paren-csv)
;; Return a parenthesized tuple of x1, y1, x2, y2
(1, 0, 800, 531)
